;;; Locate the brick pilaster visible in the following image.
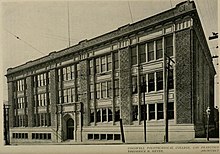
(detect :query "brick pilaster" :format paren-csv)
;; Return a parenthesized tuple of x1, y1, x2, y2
(175, 29, 193, 124)
(119, 48, 132, 125)
(49, 69, 58, 127)
(26, 76, 34, 127)
(79, 60, 89, 126)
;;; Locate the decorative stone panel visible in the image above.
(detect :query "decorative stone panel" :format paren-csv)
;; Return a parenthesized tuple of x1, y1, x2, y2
(119, 48, 132, 125)
(175, 29, 192, 124)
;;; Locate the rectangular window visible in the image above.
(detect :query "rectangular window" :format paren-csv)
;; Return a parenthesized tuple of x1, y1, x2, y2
(140, 104, 147, 121)
(114, 79, 119, 97)
(140, 75, 147, 93)
(148, 42, 154, 61)
(168, 102, 174, 119)
(107, 134, 113, 140)
(101, 134, 106, 140)
(115, 108, 120, 122)
(96, 83, 100, 99)
(101, 56, 106, 72)
(168, 69, 174, 89)
(132, 105, 138, 121)
(95, 58, 100, 73)
(149, 104, 155, 120)
(156, 71, 163, 91)
(102, 108, 107, 122)
(139, 44, 146, 63)
(132, 76, 137, 94)
(101, 82, 106, 98)
(48, 134, 51, 140)
(114, 52, 119, 69)
(48, 113, 51, 126)
(94, 134, 99, 140)
(157, 103, 164, 120)
(131, 46, 137, 65)
(107, 81, 112, 98)
(148, 73, 155, 92)
(114, 134, 120, 140)
(108, 108, 113, 122)
(71, 88, 75, 102)
(90, 110, 94, 123)
(156, 39, 162, 59)
(96, 109, 101, 122)
(107, 54, 112, 71)
(165, 36, 173, 57)
(76, 64, 80, 78)
(88, 134, 93, 140)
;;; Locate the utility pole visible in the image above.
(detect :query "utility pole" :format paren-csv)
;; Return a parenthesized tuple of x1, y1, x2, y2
(206, 107, 211, 141)
(142, 77, 147, 143)
(164, 53, 175, 143)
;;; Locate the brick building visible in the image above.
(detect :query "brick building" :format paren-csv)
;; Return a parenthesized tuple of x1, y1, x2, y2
(6, 1, 216, 144)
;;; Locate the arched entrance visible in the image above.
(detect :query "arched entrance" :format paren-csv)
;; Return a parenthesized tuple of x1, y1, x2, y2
(66, 118, 74, 139)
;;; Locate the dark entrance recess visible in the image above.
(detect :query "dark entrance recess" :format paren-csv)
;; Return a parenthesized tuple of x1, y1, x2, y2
(67, 118, 74, 139)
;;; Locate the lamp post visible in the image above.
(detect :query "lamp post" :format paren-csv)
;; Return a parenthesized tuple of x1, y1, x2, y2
(206, 106, 211, 141)
(3, 104, 10, 145)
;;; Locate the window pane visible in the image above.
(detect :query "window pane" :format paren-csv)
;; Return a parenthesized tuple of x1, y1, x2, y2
(114, 134, 120, 140)
(96, 83, 100, 99)
(132, 105, 138, 121)
(96, 109, 101, 122)
(90, 110, 94, 123)
(115, 108, 120, 122)
(108, 108, 113, 122)
(148, 42, 154, 61)
(95, 58, 100, 73)
(149, 104, 155, 120)
(157, 103, 164, 120)
(139, 44, 146, 63)
(107, 134, 113, 140)
(107, 55, 112, 71)
(156, 39, 162, 59)
(101, 134, 106, 140)
(101, 82, 106, 98)
(156, 71, 163, 91)
(102, 108, 107, 122)
(168, 102, 174, 119)
(131, 46, 137, 65)
(148, 73, 155, 92)
(101, 56, 106, 72)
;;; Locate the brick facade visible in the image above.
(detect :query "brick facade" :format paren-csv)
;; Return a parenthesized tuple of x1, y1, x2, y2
(175, 29, 193, 124)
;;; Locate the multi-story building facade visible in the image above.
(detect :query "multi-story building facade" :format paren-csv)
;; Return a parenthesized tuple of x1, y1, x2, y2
(6, 1, 216, 144)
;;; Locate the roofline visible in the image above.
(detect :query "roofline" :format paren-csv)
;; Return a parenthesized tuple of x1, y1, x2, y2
(6, 1, 196, 76)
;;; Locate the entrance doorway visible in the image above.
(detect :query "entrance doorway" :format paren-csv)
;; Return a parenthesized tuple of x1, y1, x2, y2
(66, 118, 74, 139)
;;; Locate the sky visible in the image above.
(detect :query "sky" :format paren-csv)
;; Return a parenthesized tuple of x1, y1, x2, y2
(0, 0, 219, 106)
